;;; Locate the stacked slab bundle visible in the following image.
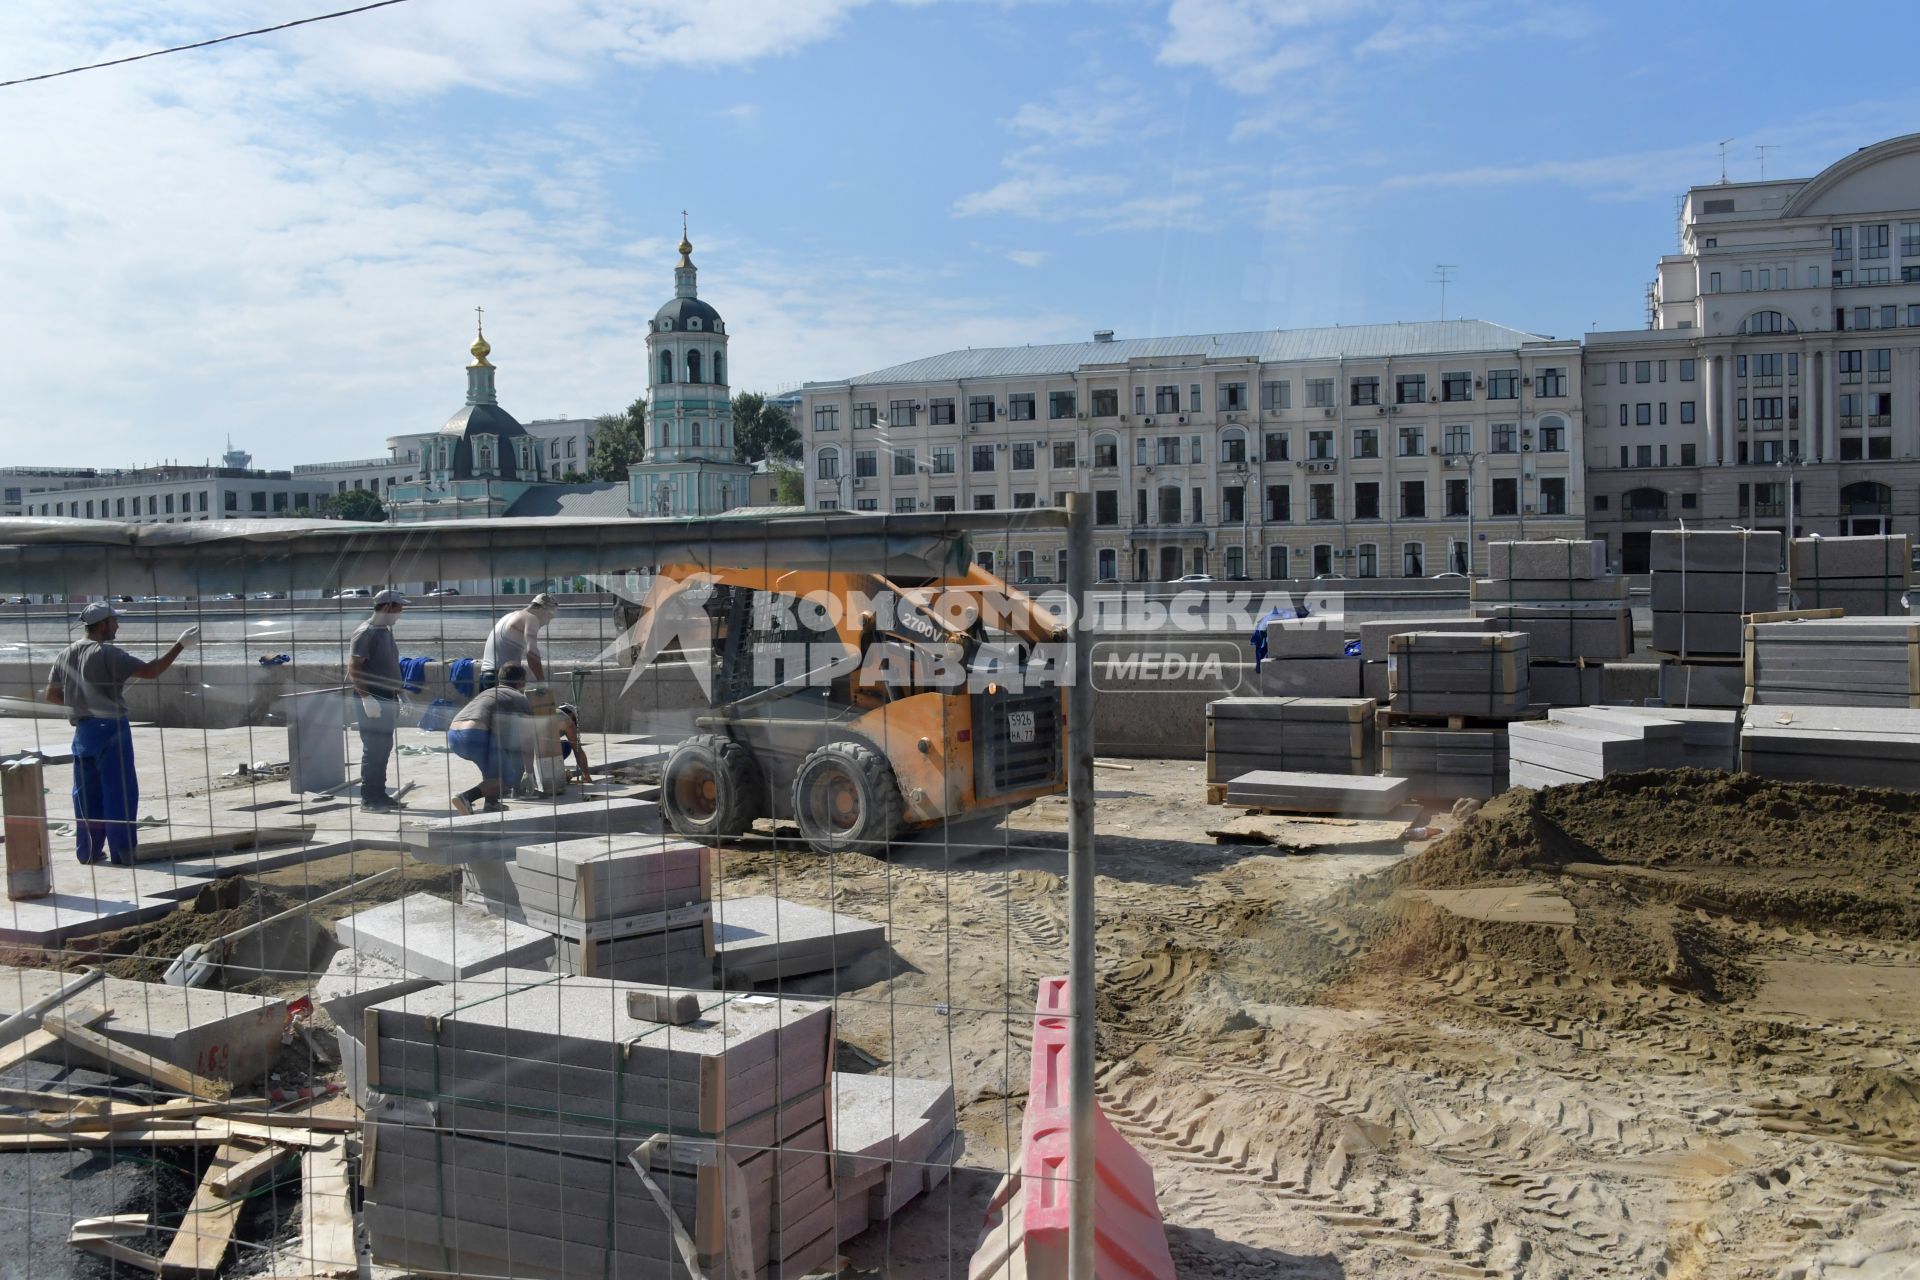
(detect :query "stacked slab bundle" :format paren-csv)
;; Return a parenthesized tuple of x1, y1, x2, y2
(1740, 705, 1920, 791)
(401, 795, 662, 864)
(1472, 541, 1629, 705)
(1649, 529, 1783, 658)
(1387, 631, 1531, 719)
(1204, 697, 1376, 781)
(1221, 769, 1411, 817)
(1507, 705, 1736, 788)
(1659, 658, 1747, 709)
(1790, 534, 1913, 616)
(712, 896, 887, 986)
(1746, 617, 1920, 709)
(463, 834, 715, 987)
(1551, 706, 1739, 771)
(829, 1072, 962, 1244)
(1381, 727, 1508, 798)
(1356, 616, 1495, 703)
(1257, 622, 1359, 697)
(360, 972, 841, 1279)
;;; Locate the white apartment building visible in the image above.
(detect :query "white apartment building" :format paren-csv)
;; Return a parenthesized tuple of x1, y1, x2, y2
(1585, 132, 1920, 570)
(799, 321, 1583, 582)
(1, 467, 106, 517)
(8, 465, 333, 522)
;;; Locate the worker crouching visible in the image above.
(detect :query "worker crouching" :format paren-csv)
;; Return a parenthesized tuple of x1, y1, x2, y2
(446, 662, 532, 815)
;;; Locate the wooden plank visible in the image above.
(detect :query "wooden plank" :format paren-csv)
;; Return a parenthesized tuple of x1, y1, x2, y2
(4, 759, 53, 901)
(296, 1139, 359, 1278)
(161, 1141, 256, 1278)
(208, 1141, 294, 1199)
(132, 823, 315, 863)
(69, 1215, 163, 1273)
(0, 1121, 328, 1153)
(41, 1014, 225, 1100)
(0, 1084, 107, 1114)
(0, 1006, 109, 1075)
(1745, 607, 1846, 624)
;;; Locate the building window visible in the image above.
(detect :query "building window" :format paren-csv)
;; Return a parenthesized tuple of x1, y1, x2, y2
(1634, 361, 1651, 383)
(1709, 272, 1721, 293)
(1052, 440, 1076, 468)
(854, 449, 878, 478)
(1134, 386, 1147, 416)
(1861, 223, 1890, 260)
(894, 447, 916, 476)
(1012, 442, 1035, 470)
(1307, 430, 1333, 460)
(1442, 372, 1472, 402)
(1636, 404, 1652, 426)
(887, 399, 918, 427)
(969, 396, 996, 424)
(1222, 486, 1245, 522)
(1219, 382, 1248, 412)
(1266, 485, 1291, 522)
(1097, 548, 1117, 581)
(1539, 477, 1567, 516)
(973, 495, 996, 511)
(1135, 437, 1149, 466)
(1267, 546, 1289, 578)
(1396, 426, 1424, 457)
(1536, 367, 1567, 397)
(933, 495, 956, 512)
(1309, 483, 1334, 521)
(1189, 384, 1200, 413)
(1152, 385, 1178, 414)
(1008, 394, 1035, 421)
(972, 444, 995, 472)
(930, 398, 956, 425)
(1095, 490, 1118, 526)
(1093, 435, 1118, 467)
(931, 446, 955, 474)
(1350, 376, 1379, 407)
(250, 492, 266, 512)
(1265, 431, 1290, 462)
(814, 406, 839, 432)
(1089, 389, 1117, 418)
(817, 449, 840, 480)
(1868, 348, 1892, 383)
(851, 403, 877, 430)
(1012, 492, 1037, 509)
(1485, 369, 1517, 400)
(225, 491, 238, 512)
(895, 497, 916, 513)
(1261, 380, 1290, 411)
(1307, 378, 1334, 408)
(1402, 542, 1425, 578)
(1352, 428, 1378, 459)
(1445, 478, 1468, 518)
(1491, 477, 1517, 516)
(1396, 374, 1426, 405)
(1538, 420, 1566, 452)
(1049, 391, 1075, 419)
(1220, 431, 1247, 464)
(1659, 402, 1668, 425)
(686, 350, 703, 383)
(1491, 423, 1516, 453)
(1352, 482, 1379, 520)
(1443, 424, 1471, 455)
(1399, 480, 1425, 518)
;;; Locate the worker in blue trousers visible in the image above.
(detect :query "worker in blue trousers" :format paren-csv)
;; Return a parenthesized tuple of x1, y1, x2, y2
(43, 601, 197, 866)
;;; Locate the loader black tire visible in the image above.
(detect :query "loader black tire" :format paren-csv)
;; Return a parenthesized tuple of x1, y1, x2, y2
(661, 733, 762, 843)
(791, 741, 905, 856)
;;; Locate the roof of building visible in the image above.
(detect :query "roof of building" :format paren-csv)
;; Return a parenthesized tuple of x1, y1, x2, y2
(440, 402, 528, 439)
(813, 319, 1559, 388)
(656, 296, 723, 329)
(502, 482, 632, 519)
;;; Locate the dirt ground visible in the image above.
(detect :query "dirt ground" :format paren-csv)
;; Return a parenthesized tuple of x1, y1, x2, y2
(15, 759, 1920, 1277)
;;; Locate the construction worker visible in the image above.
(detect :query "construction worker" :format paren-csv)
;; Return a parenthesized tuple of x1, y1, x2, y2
(479, 592, 556, 688)
(347, 589, 409, 812)
(556, 703, 594, 784)
(447, 662, 532, 814)
(43, 602, 198, 866)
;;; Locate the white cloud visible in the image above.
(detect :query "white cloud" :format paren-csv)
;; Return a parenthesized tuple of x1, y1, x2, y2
(1006, 82, 1156, 148)
(722, 102, 760, 122)
(1157, 0, 1365, 92)
(952, 155, 1129, 221)
(1005, 249, 1050, 267)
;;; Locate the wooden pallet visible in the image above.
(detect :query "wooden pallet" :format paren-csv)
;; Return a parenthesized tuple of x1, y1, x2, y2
(1377, 708, 1540, 731)
(1744, 607, 1845, 624)
(1644, 649, 1744, 666)
(1204, 782, 1229, 805)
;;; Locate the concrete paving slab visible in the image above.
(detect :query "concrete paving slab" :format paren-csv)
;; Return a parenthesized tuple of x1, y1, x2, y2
(312, 946, 438, 1038)
(400, 796, 660, 864)
(0, 887, 176, 947)
(1650, 528, 1783, 573)
(712, 896, 887, 981)
(831, 1071, 957, 1184)
(1489, 539, 1606, 581)
(1223, 770, 1411, 816)
(335, 892, 555, 981)
(0, 964, 287, 1084)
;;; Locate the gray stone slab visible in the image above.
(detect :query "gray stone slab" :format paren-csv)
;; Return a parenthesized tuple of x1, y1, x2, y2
(1362, 659, 1388, 703)
(1357, 615, 1495, 659)
(1528, 662, 1606, 707)
(1263, 620, 1347, 659)
(0, 888, 177, 948)
(0, 964, 287, 1085)
(1477, 607, 1630, 661)
(831, 1071, 958, 1184)
(1740, 705, 1920, 736)
(1650, 612, 1746, 657)
(554, 927, 713, 987)
(1508, 722, 1648, 777)
(335, 892, 555, 982)
(312, 946, 438, 1039)
(1546, 706, 1686, 744)
(1489, 539, 1606, 581)
(1258, 657, 1361, 698)
(1223, 770, 1410, 816)
(1603, 662, 1661, 705)
(477, 891, 709, 945)
(1791, 534, 1912, 580)
(1659, 660, 1746, 708)
(400, 796, 661, 864)
(1651, 529, 1783, 573)
(1650, 571, 1784, 614)
(1206, 697, 1374, 723)
(1206, 750, 1372, 783)
(1473, 577, 1627, 603)
(1509, 760, 1593, 790)
(1789, 587, 1911, 615)
(713, 896, 887, 979)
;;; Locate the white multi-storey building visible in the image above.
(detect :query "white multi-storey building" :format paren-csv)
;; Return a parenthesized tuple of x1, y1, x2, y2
(8, 465, 332, 523)
(1585, 132, 1920, 569)
(799, 321, 1583, 582)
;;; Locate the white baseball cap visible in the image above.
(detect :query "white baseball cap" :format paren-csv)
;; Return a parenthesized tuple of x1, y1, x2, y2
(373, 589, 410, 607)
(78, 601, 119, 626)
(529, 592, 558, 611)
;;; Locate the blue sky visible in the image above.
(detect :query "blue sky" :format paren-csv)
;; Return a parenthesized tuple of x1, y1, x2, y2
(2, 0, 1915, 469)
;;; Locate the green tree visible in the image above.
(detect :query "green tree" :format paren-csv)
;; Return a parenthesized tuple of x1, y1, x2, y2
(319, 489, 387, 522)
(589, 397, 647, 482)
(773, 464, 805, 506)
(733, 392, 800, 464)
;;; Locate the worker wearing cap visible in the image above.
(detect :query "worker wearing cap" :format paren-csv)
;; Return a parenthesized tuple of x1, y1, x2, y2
(348, 590, 409, 812)
(479, 592, 556, 688)
(556, 703, 593, 784)
(43, 602, 198, 866)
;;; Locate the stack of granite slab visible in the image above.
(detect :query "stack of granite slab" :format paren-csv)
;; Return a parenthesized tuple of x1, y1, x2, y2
(1789, 534, 1913, 617)
(1221, 770, 1410, 817)
(829, 1072, 962, 1245)
(712, 895, 888, 986)
(1745, 617, 1920, 709)
(1658, 659, 1746, 709)
(400, 794, 661, 864)
(1380, 726, 1509, 799)
(463, 834, 714, 987)
(1473, 540, 1629, 704)
(1387, 631, 1531, 719)
(1650, 529, 1782, 659)
(1550, 706, 1738, 771)
(1204, 697, 1376, 781)
(1739, 705, 1920, 791)
(360, 972, 840, 1279)
(1508, 718, 1650, 789)
(1257, 622, 1359, 697)
(1356, 616, 1496, 703)
(314, 948, 438, 1108)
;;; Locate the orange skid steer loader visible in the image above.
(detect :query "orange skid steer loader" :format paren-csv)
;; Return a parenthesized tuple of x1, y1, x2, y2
(629, 557, 1069, 854)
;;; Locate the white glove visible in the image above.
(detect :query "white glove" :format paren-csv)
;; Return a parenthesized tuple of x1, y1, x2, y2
(359, 694, 379, 719)
(175, 625, 200, 647)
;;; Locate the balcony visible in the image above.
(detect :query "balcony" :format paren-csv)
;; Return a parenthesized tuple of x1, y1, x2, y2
(1750, 501, 1785, 517)
(1870, 414, 1892, 430)
(1626, 503, 1668, 522)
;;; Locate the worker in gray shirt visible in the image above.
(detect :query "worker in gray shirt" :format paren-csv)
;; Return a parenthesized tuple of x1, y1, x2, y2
(479, 592, 556, 688)
(43, 602, 198, 865)
(348, 590, 409, 812)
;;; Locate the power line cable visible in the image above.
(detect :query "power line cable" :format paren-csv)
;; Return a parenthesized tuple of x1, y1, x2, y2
(0, 0, 417, 90)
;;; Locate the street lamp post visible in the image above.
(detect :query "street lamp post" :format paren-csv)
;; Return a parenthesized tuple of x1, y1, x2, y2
(1459, 449, 1487, 576)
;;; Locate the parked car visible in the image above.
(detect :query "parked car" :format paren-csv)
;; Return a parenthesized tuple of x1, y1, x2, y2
(1312, 573, 1347, 581)
(1172, 573, 1213, 583)
(336, 587, 372, 599)
(251, 591, 287, 600)
(212, 592, 243, 601)
(4, 595, 29, 606)
(426, 586, 461, 596)
(1429, 572, 1469, 580)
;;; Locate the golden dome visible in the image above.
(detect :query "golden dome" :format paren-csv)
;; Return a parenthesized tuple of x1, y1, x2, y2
(469, 333, 492, 366)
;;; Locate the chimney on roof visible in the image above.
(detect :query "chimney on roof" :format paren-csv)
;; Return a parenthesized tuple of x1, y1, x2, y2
(1092, 329, 1115, 343)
